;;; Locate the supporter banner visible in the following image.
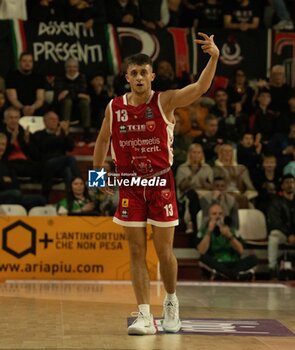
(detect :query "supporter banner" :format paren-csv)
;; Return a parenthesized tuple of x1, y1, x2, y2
(272, 31, 295, 87)
(197, 28, 269, 80)
(0, 20, 15, 77)
(0, 216, 158, 281)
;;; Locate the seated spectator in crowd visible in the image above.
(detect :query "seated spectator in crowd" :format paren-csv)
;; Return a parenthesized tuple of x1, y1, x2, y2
(0, 106, 40, 180)
(153, 60, 179, 92)
(276, 92, 295, 135)
(138, 0, 170, 29)
(254, 154, 281, 216)
(179, 0, 204, 28)
(176, 143, 213, 232)
(88, 73, 113, 128)
(65, 0, 106, 28)
(113, 60, 130, 96)
(211, 87, 245, 143)
(214, 143, 258, 208)
(195, 0, 223, 29)
(57, 176, 97, 215)
(0, 132, 46, 210)
(193, 114, 223, 166)
(226, 68, 255, 114)
(55, 58, 91, 141)
(200, 176, 239, 230)
(106, 0, 140, 27)
(167, 0, 181, 27)
(223, 0, 260, 31)
(267, 122, 295, 171)
(27, 0, 65, 21)
(6, 52, 45, 116)
(269, 65, 292, 113)
(283, 147, 295, 177)
(33, 111, 81, 199)
(0, 89, 8, 126)
(252, 88, 278, 142)
(237, 132, 262, 181)
(172, 112, 192, 173)
(267, 174, 295, 276)
(196, 203, 258, 280)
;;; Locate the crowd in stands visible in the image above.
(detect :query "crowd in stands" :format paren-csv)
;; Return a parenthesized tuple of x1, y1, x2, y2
(0, 0, 295, 280)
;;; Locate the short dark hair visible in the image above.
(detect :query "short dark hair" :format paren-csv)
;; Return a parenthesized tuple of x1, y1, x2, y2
(19, 52, 33, 60)
(281, 174, 295, 184)
(126, 54, 153, 70)
(204, 114, 217, 124)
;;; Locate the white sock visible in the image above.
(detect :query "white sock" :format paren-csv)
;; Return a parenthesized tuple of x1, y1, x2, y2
(138, 304, 150, 316)
(166, 292, 177, 302)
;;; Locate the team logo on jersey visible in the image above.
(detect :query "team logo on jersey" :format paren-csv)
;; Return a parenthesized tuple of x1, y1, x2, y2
(119, 125, 127, 133)
(146, 120, 156, 132)
(122, 198, 129, 208)
(121, 209, 128, 218)
(161, 189, 171, 200)
(145, 107, 154, 119)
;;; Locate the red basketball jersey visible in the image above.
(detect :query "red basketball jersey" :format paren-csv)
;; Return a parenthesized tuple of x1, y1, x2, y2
(110, 91, 174, 176)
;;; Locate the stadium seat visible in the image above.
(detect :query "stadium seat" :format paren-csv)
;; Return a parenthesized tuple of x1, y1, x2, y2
(28, 206, 57, 216)
(238, 209, 268, 245)
(19, 116, 45, 133)
(0, 204, 27, 216)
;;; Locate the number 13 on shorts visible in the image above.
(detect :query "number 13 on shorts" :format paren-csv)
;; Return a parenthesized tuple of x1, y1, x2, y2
(164, 203, 174, 217)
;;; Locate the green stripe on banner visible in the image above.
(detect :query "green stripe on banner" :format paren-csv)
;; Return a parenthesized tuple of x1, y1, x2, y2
(10, 20, 18, 67)
(105, 24, 121, 75)
(189, 28, 197, 75)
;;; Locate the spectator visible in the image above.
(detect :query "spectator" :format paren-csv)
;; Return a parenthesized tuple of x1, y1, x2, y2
(277, 93, 295, 135)
(138, 0, 170, 29)
(271, 0, 294, 30)
(88, 73, 113, 128)
(27, 0, 65, 21)
(196, 203, 258, 280)
(179, 0, 204, 28)
(226, 68, 255, 114)
(176, 143, 213, 232)
(213, 143, 258, 208)
(0, 89, 8, 126)
(167, 0, 181, 27)
(223, 0, 260, 31)
(6, 52, 46, 116)
(0, 106, 40, 180)
(237, 132, 262, 184)
(254, 154, 281, 215)
(65, 0, 106, 28)
(200, 176, 239, 230)
(106, 0, 140, 27)
(0, 0, 27, 20)
(267, 174, 295, 275)
(55, 58, 91, 141)
(196, 0, 223, 29)
(153, 60, 179, 92)
(211, 87, 244, 143)
(193, 114, 223, 165)
(57, 176, 96, 215)
(269, 65, 292, 113)
(33, 111, 81, 199)
(0, 132, 46, 210)
(252, 88, 278, 142)
(172, 112, 192, 173)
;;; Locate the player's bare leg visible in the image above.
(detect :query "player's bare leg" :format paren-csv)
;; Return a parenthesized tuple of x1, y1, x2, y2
(153, 226, 181, 333)
(125, 226, 156, 335)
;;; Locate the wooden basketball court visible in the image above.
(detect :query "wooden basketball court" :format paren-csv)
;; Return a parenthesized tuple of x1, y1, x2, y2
(0, 280, 294, 349)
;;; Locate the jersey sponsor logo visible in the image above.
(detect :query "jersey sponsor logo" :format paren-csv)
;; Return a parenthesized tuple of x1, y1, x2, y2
(121, 209, 128, 218)
(119, 124, 146, 133)
(161, 189, 171, 200)
(146, 120, 156, 132)
(122, 198, 129, 208)
(144, 107, 154, 119)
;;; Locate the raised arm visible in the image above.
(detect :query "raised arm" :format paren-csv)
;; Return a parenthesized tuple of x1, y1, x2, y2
(161, 33, 219, 116)
(93, 103, 111, 169)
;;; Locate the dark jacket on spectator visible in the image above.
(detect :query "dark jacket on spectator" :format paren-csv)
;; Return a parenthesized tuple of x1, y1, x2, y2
(55, 74, 88, 101)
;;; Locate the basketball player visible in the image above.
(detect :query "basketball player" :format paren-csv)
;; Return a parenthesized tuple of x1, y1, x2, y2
(93, 32, 219, 335)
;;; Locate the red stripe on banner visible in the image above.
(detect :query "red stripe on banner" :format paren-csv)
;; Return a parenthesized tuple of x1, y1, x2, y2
(167, 28, 190, 77)
(18, 19, 27, 52)
(112, 25, 121, 72)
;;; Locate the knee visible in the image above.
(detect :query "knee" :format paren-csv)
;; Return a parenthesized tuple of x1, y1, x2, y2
(157, 247, 175, 263)
(128, 242, 146, 260)
(78, 98, 90, 107)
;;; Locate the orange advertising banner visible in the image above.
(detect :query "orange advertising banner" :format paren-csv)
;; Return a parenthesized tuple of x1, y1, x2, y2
(0, 216, 158, 281)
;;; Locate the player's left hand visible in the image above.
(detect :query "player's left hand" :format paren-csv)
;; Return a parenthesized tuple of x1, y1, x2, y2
(195, 32, 219, 58)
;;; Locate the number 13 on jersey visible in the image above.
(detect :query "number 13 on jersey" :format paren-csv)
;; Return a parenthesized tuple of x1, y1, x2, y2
(164, 203, 174, 217)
